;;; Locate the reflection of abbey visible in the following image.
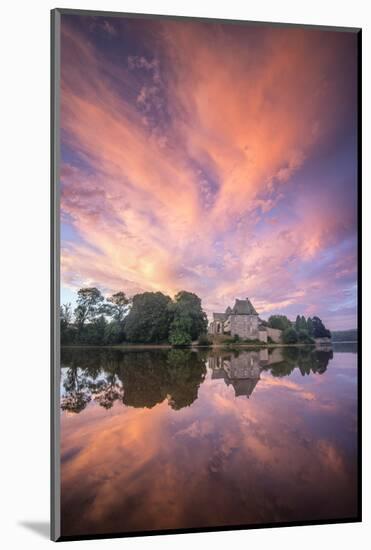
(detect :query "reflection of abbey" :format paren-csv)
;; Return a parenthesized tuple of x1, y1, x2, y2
(208, 346, 332, 400)
(208, 298, 282, 343)
(209, 349, 267, 398)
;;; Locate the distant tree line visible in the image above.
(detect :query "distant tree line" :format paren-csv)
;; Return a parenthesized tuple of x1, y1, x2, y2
(266, 314, 331, 344)
(331, 329, 357, 342)
(60, 287, 208, 346)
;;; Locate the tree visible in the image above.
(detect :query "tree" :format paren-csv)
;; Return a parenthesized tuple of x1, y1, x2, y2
(307, 317, 314, 336)
(170, 291, 208, 341)
(106, 291, 130, 322)
(125, 292, 172, 343)
(297, 329, 314, 344)
(169, 316, 192, 346)
(100, 291, 130, 345)
(311, 316, 331, 338)
(74, 287, 104, 333)
(268, 315, 292, 331)
(282, 327, 299, 344)
(60, 303, 72, 328)
(295, 315, 301, 331)
(92, 315, 108, 345)
(295, 315, 310, 336)
(197, 333, 212, 346)
(104, 321, 125, 345)
(60, 303, 77, 345)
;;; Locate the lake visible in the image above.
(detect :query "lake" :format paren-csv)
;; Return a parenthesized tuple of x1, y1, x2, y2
(60, 344, 358, 537)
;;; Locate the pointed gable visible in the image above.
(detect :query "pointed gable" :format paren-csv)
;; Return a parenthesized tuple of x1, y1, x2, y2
(232, 298, 258, 315)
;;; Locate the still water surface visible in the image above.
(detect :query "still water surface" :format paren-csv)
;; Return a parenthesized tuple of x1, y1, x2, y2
(60, 345, 358, 537)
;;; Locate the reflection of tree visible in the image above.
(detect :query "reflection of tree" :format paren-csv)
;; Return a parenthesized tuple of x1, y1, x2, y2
(310, 349, 333, 374)
(60, 346, 334, 414)
(90, 374, 123, 409)
(61, 368, 92, 414)
(60, 348, 206, 413)
(118, 352, 169, 409)
(166, 349, 207, 410)
(263, 347, 333, 378)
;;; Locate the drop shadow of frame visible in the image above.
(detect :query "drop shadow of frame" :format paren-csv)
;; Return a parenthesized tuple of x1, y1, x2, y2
(19, 521, 49, 539)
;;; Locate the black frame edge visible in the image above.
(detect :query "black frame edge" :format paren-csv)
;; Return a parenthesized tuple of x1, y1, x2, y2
(356, 27, 362, 524)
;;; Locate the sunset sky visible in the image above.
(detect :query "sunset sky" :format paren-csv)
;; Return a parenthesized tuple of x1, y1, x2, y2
(60, 14, 358, 330)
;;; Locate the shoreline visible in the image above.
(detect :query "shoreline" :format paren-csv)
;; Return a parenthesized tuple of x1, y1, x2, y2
(60, 341, 355, 351)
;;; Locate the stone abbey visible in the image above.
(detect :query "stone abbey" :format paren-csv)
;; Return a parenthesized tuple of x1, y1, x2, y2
(208, 298, 282, 343)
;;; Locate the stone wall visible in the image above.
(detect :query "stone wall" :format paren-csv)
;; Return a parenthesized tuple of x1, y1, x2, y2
(267, 327, 282, 343)
(258, 330, 268, 343)
(230, 314, 259, 339)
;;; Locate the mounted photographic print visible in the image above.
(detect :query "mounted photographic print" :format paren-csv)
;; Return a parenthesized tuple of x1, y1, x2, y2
(51, 8, 361, 542)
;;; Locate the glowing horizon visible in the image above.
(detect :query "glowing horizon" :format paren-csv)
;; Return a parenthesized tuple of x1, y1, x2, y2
(60, 14, 358, 330)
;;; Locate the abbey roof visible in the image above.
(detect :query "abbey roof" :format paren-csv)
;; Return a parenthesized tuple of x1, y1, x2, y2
(231, 298, 258, 316)
(212, 298, 258, 321)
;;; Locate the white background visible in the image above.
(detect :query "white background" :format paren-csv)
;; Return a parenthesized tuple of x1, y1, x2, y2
(1, 0, 369, 548)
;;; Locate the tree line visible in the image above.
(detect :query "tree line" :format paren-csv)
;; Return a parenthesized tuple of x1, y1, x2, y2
(265, 314, 331, 344)
(60, 287, 208, 346)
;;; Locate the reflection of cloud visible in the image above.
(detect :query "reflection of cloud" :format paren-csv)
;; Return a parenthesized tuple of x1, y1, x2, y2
(317, 440, 345, 476)
(61, 354, 357, 536)
(60, 17, 357, 330)
(259, 376, 316, 401)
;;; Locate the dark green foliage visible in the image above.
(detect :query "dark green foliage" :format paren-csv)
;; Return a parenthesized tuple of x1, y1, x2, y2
(104, 320, 125, 345)
(168, 291, 207, 345)
(282, 327, 299, 344)
(60, 287, 209, 346)
(297, 330, 315, 344)
(169, 316, 192, 346)
(60, 303, 77, 345)
(307, 317, 314, 336)
(311, 316, 331, 338)
(171, 291, 208, 340)
(267, 314, 329, 344)
(105, 291, 130, 322)
(295, 315, 308, 332)
(61, 288, 128, 346)
(74, 287, 104, 333)
(197, 333, 212, 346)
(268, 314, 292, 331)
(76, 315, 107, 345)
(125, 292, 172, 343)
(93, 315, 108, 345)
